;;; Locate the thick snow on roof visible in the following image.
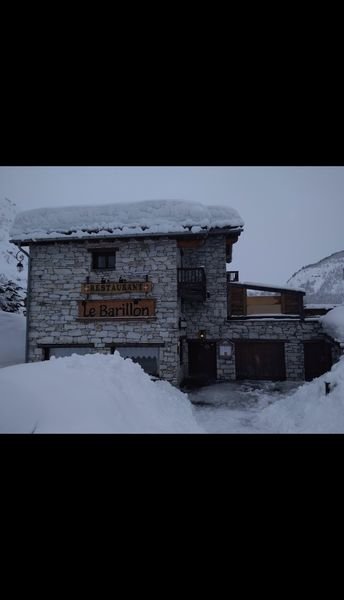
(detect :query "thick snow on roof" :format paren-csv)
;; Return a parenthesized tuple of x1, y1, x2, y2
(321, 306, 344, 344)
(305, 304, 339, 309)
(231, 281, 305, 293)
(10, 199, 244, 242)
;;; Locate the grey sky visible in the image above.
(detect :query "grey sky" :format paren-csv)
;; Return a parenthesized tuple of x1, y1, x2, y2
(0, 166, 343, 285)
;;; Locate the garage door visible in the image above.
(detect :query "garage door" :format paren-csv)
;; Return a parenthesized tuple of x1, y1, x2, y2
(235, 341, 286, 381)
(304, 341, 332, 381)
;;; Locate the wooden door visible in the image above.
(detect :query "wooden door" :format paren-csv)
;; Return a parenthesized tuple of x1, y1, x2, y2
(304, 341, 332, 381)
(235, 341, 286, 381)
(188, 341, 217, 381)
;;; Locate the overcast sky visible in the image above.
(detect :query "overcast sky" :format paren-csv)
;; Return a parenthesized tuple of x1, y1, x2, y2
(0, 166, 343, 285)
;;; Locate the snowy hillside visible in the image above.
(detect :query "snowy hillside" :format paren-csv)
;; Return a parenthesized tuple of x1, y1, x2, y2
(0, 198, 27, 312)
(287, 250, 344, 305)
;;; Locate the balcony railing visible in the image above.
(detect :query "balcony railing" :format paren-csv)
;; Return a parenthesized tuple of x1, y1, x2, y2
(177, 268, 206, 301)
(227, 271, 239, 282)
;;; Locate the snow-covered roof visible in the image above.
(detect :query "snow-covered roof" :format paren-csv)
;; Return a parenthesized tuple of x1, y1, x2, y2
(9, 199, 244, 243)
(321, 306, 344, 344)
(305, 304, 339, 309)
(230, 281, 305, 293)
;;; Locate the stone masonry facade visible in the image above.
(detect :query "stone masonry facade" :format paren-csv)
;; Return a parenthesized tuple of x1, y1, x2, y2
(218, 319, 327, 381)
(28, 237, 181, 385)
(26, 233, 334, 385)
(179, 235, 334, 382)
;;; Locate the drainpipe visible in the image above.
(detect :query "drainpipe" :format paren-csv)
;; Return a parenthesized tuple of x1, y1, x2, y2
(17, 245, 30, 363)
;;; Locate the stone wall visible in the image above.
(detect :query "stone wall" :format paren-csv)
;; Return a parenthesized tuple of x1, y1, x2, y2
(28, 238, 181, 385)
(218, 319, 327, 381)
(26, 234, 335, 386)
(181, 235, 227, 339)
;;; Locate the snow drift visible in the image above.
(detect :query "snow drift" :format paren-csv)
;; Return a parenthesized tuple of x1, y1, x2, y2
(0, 352, 203, 433)
(256, 355, 344, 433)
(10, 199, 244, 242)
(320, 305, 344, 344)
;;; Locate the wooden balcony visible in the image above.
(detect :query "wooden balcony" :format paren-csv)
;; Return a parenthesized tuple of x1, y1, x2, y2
(178, 268, 206, 302)
(228, 282, 305, 318)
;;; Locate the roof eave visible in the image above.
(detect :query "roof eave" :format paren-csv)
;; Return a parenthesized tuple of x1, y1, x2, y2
(9, 225, 243, 246)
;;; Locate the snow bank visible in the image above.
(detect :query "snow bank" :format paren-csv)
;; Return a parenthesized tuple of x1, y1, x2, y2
(0, 352, 203, 433)
(256, 355, 344, 433)
(320, 306, 344, 344)
(10, 199, 244, 242)
(0, 310, 26, 367)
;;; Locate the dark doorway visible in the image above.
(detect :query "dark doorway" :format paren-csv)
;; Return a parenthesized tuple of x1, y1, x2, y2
(304, 341, 332, 381)
(235, 341, 286, 381)
(188, 340, 217, 384)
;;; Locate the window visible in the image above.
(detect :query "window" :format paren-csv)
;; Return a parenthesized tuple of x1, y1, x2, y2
(92, 250, 116, 270)
(112, 346, 159, 377)
(43, 346, 94, 360)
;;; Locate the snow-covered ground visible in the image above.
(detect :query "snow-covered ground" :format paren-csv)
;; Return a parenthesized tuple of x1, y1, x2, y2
(189, 381, 301, 433)
(1, 349, 344, 433)
(1, 303, 344, 433)
(190, 355, 344, 433)
(0, 352, 203, 433)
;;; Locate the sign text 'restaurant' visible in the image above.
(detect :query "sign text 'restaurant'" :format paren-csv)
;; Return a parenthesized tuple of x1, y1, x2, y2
(81, 281, 153, 294)
(79, 299, 156, 319)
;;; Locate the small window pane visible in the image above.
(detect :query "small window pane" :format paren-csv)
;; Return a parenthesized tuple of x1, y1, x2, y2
(97, 255, 107, 269)
(107, 255, 116, 268)
(92, 252, 116, 269)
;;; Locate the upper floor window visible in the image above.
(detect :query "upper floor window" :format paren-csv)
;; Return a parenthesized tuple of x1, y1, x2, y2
(92, 250, 116, 270)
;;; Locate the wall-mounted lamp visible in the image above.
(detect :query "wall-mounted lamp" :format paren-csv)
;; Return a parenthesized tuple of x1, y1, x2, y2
(16, 251, 24, 273)
(198, 330, 206, 340)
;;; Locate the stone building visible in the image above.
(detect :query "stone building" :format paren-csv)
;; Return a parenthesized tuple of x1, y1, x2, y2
(10, 199, 336, 386)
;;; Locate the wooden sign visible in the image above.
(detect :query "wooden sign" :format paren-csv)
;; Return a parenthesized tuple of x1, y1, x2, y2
(79, 299, 156, 319)
(81, 281, 153, 294)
